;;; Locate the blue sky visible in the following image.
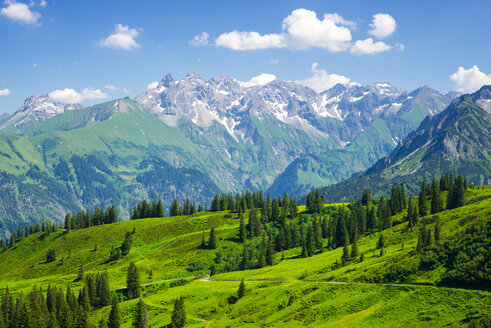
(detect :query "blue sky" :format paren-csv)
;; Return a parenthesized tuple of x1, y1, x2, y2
(0, 0, 490, 113)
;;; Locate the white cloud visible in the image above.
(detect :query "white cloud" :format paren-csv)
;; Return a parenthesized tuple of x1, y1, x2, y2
(215, 31, 286, 51)
(39, 0, 46, 6)
(351, 38, 391, 55)
(0, 88, 12, 96)
(147, 81, 159, 90)
(265, 58, 279, 65)
(104, 85, 119, 91)
(295, 62, 352, 92)
(1, 0, 40, 25)
(49, 87, 108, 103)
(450, 65, 491, 93)
(215, 8, 353, 52)
(282, 9, 353, 51)
(238, 73, 276, 87)
(189, 32, 209, 46)
(99, 24, 140, 51)
(395, 43, 405, 52)
(368, 13, 396, 39)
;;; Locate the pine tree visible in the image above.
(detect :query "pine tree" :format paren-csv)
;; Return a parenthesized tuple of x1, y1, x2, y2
(132, 299, 148, 328)
(419, 182, 428, 217)
(77, 265, 85, 281)
(430, 178, 443, 214)
(376, 234, 385, 249)
(434, 218, 441, 242)
(156, 200, 164, 217)
(350, 239, 359, 260)
(208, 228, 217, 249)
(210, 264, 216, 276)
(341, 246, 349, 264)
(334, 213, 349, 248)
(239, 217, 246, 243)
(171, 296, 186, 328)
(126, 262, 141, 299)
(237, 279, 246, 299)
(107, 296, 120, 328)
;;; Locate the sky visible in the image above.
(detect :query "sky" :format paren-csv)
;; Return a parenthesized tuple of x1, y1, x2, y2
(0, 0, 490, 113)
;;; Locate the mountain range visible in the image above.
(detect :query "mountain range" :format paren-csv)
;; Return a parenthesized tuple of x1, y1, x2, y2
(0, 72, 488, 238)
(320, 85, 491, 202)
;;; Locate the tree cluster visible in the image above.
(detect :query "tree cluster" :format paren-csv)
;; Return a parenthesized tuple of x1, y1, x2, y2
(130, 199, 164, 220)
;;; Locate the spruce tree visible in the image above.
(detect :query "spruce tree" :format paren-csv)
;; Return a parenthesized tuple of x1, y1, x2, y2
(208, 228, 217, 249)
(239, 217, 246, 243)
(334, 214, 349, 248)
(171, 296, 186, 328)
(341, 246, 349, 264)
(126, 262, 141, 299)
(107, 296, 120, 328)
(430, 178, 443, 214)
(237, 279, 246, 299)
(418, 183, 428, 217)
(376, 234, 385, 249)
(156, 200, 164, 217)
(350, 239, 359, 260)
(132, 299, 148, 328)
(434, 218, 441, 242)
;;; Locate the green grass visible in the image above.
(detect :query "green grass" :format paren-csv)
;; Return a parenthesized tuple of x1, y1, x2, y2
(1, 187, 490, 327)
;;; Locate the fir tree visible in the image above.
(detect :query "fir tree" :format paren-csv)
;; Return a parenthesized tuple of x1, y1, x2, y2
(126, 262, 141, 299)
(156, 200, 164, 217)
(341, 246, 349, 264)
(419, 182, 428, 217)
(239, 217, 246, 243)
(171, 296, 186, 328)
(107, 296, 120, 328)
(208, 228, 217, 249)
(430, 178, 443, 214)
(351, 239, 359, 259)
(237, 279, 246, 299)
(434, 218, 441, 242)
(376, 234, 385, 249)
(132, 299, 148, 328)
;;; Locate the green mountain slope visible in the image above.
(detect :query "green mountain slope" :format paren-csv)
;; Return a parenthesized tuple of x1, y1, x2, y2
(0, 99, 226, 238)
(320, 87, 491, 202)
(0, 186, 489, 327)
(269, 87, 452, 198)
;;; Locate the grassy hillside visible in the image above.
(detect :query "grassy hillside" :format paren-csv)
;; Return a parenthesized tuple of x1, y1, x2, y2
(0, 187, 489, 327)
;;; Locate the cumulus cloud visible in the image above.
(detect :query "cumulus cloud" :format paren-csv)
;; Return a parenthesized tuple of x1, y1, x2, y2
(450, 65, 491, 93)
(99, 24, 140, 50)
(147, 81, 159, 90)
(368, 13, 396, 39)
(215, 8, 352, 52)
(282, 9, 353, 51)
(0, 88, 12, 96)
(295, 62, 352, 92)
(1, 0, 40, 25)
(215, 31, 286, 50)
(238, 73, 276, 87)
(351, 38, 391, 55)
(49, 87, 108, 103)
(189, 32, 209, 46)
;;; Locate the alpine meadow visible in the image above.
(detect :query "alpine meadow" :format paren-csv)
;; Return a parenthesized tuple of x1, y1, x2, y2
(0, 1, 490, 327)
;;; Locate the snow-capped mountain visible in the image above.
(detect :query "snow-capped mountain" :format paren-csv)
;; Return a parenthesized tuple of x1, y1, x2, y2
(135, 73, 412, 144)
(0, 94, 82, 133)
